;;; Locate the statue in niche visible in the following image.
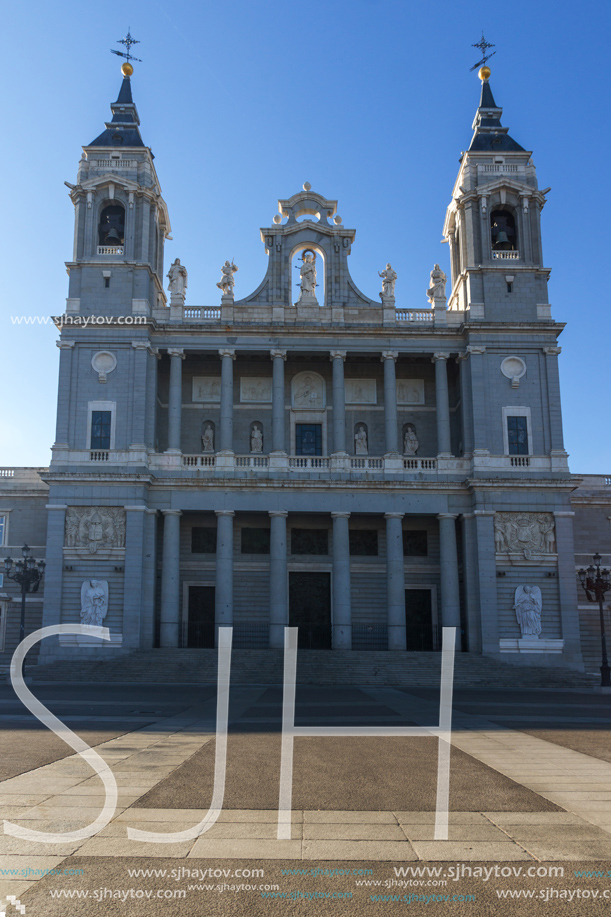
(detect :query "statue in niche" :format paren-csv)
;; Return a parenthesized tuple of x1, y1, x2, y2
(201, 423, 215, 453)
(426, 263, 447, 302)
(250, 424, 263, 453)
(80, 579, 109, 627)
(167, 258, 188, 297)
(296, 251, 317, 299)
(514, 585, 542, 637)
(217, 260, 238, 296)
(378, 263, 397, 299)
(355, 425, 368, 455)
(403, 423, 419, 455)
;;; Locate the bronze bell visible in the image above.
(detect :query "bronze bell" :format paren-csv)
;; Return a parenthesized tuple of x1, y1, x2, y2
(105, 227, 122, 244)
(495, 230, 509, 244)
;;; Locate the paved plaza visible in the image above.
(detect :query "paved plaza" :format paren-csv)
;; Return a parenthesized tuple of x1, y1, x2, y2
(1, 682, 611, 914)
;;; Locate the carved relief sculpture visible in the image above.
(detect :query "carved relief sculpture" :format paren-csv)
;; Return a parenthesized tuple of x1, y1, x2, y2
(292, 372, 324, 408)
(494, 513, 556, 560)
(167, 258, 188, 298)
(403, 423, 419, 456)
(355, 425, 368, 455)
(80, 579, 109, 627)
(65, 507, 126, 554)
(295, 251, 317, 300)
(250, 424, 263, 453)
(514, 585, 542, 637)
(217, 260, 238, 297)
(202, 423, 215, 453)
(378, 263, 397, 299)
(426, 263, 447, 302)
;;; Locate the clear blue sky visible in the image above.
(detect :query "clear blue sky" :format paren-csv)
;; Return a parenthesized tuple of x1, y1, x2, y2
(2, 0, 609, 472)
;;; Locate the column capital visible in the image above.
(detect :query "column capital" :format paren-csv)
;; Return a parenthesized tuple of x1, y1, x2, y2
(161, 509, 182, 516)
(131, 341, 150, 351)
(437, 513, 458, 520)
(381, 351, 398, 362)
(167, 347, 185, 359)
(466, 344, 486, 355)
(331, 511, 351, 519)
(432, 352, 449, 363)
(384, 512, 404, 520)
(330, 350, 347, 361)
(268, 510, 289, 518)
(456, 352, 470, 362)
(270, 349, 287, 360)
(543, 346, 562, 356)
(219, 348, 236, 360)
(215, 509, 235, 517)
(56, 341, 75, 350)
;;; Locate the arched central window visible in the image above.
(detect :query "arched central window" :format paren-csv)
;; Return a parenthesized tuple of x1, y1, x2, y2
(490, 210, 517, 252)
(98, 204, 125, 247)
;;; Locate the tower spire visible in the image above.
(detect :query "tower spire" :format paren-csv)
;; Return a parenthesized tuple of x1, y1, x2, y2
(469, 65, 524, 153)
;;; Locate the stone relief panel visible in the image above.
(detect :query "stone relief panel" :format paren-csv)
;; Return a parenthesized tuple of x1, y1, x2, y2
(494, 512, 556, 560)
(345, 379, 377, 404)
(396, 379, 424, 405)
(240, 377, 272, 403)
(65, 507, 126, 554)
(192, 377, 222, 403)
(80, 579, 109, 626)
(291, 372, 326, 409)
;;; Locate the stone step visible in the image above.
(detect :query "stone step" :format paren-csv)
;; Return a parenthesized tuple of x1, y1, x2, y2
(29, 649, 598, 689)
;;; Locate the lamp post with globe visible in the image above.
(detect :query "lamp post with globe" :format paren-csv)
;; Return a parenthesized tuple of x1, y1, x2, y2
(578, 553, 611, 688)
(3, 544, 46, 647)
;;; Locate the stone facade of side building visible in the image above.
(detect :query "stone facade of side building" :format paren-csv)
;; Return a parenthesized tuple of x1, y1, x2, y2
(1, 69, 609, 673)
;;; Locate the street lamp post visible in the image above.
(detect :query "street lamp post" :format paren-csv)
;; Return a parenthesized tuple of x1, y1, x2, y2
(3, 544, 46, 649)
(578, 553, 611, 688)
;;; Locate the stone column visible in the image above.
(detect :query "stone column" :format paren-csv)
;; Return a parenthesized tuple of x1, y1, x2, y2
(218, 349, 236, 453)
(269, 511, 288, 648)
(270, 350, 287, 453)
(123, 506, 147, 648)
(331, 512, 352, 648)
(166, 348, 185, 454)
(468, 345, 488, 455)
(433, 353, 452, 457)
(54, 342, 74, 449)
(461, 514, 481, 653)
(39, 505, 68, 660)
(130, 343, 149, 451)
(473, 510, 499, 654)
(457, 354, 473, 456)
(554, 511, 584, 668)
(543, 347, 567, 456)
(438, 513, 461, 648)
(144, 348, 160, 451)
(215, 511, 234, 634)
(381, 351, 399, 455)
(330, 351, 347, 455)
(160, 509, 182, 647)
(141, 509, 157, 648)
(385, 512, 406, 650)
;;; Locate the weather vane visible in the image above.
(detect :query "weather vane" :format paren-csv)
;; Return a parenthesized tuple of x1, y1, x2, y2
(110, 28, 142, 65)
(470, 33, 496, 72)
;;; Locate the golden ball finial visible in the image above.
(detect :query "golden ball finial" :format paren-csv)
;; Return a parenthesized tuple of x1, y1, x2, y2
(478, 65, 491, 82)
(121, 62, 134, 77)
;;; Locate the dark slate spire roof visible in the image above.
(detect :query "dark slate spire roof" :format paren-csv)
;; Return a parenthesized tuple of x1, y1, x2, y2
(468, 77, 525, 153)
(88, 76, 145, 148)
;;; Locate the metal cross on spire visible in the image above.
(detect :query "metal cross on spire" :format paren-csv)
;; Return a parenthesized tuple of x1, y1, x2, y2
(470, 33, 496, 71)
(110, 28, 142, 64)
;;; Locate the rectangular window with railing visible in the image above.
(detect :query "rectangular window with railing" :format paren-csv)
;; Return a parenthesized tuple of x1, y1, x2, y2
(507, 415, 529, 455)
(90, 411, 112, 450)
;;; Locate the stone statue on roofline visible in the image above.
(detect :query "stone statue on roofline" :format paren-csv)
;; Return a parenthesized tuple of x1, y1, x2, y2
(295, 251, 317, 301)
(167, 258, 188, 300)
(378, 263, 397, 300)
(427, 263, 447, 302)
(217, 260, 238, 297)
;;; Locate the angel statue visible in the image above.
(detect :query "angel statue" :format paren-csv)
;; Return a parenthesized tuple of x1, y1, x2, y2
(426, 263, 447, 302)
(378, 263, 397, 299)
(217, 260, 238, 296)
(514, 585, 542, 637)
(167, 258, 188, 298)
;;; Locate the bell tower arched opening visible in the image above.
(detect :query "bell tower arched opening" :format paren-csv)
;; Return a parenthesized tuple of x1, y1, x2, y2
(98, 203, 126, 249)
(490, 209, 517, 253)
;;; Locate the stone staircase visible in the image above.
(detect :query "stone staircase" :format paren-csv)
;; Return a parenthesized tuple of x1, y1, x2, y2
(28, 649, 598, 689)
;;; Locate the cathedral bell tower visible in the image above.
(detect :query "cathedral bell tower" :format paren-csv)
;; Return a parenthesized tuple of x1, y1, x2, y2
(443, 66, 551, 322)
(64, 61, 171, 317)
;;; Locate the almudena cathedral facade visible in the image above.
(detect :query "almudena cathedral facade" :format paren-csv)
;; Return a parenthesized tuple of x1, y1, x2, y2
(1, 67, 610, 674)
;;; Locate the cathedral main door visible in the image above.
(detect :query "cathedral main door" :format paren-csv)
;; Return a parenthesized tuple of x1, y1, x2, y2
(288, 572, 332, 648)
(187, 586, 215, 648)
(405, 589, 435, 651)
